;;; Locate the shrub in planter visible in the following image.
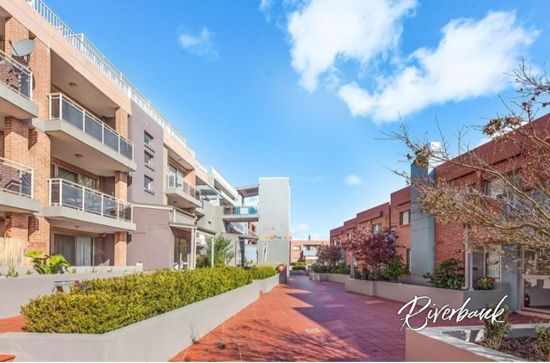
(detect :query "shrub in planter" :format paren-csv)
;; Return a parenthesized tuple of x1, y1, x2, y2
(24, 251, 70, 274)
(423, 258, 464, 289)
(311, 263, 328, 273)
(292, 262, 306, 270)
(21, 267, 252, 334)
(329, 263, 350, 274)
(247, 266, 277, 279)
(482, 304, 511, 350)
(476, 276, 495, 290)
(379, 257, 406, 282)
(536, 324, 550, 361)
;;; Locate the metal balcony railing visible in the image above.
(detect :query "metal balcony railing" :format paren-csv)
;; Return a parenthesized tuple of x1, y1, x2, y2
(48, 93, 134, 160)
(25, 0, 192, 154)
(48, 178, 132, 222)
(167, 175, 199, 200)
(223, 206, 258, 216)
(0, 49, 32, 99)
(0, 157, 33, 198)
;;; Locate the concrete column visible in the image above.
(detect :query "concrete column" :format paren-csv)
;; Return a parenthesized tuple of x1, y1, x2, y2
(113, 108, 129, 266)
(114, 232, 127, 266)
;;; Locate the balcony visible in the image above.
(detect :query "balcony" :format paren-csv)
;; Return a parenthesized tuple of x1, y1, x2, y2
(32, 93, 136, 175)
(0, 49, 38, 119)
(40, 178, 135, 233)
(166, 176, 202, 209)
(222, 206, 259, 222)
(0, 157, 39, 214)
(169, 208, 196, 229)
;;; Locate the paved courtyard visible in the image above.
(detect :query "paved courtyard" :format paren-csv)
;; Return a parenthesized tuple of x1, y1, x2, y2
(171, 275, 535, 362)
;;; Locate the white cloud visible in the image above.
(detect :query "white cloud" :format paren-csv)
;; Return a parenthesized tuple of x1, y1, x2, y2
(338, 11, 537, 122)
(259, 0, 274, 13)
(282, 0, 537, 122)
(287, 0, 416, 91)
(178, 27, 219, 60)
(345, 174, 363, 186)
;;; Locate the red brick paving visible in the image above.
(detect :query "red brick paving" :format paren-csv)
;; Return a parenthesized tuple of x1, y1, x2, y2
(171, 276, 538, 362)
(0, 316, 24, 333)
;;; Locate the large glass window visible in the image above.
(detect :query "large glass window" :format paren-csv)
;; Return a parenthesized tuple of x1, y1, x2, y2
(144, 151, 154, 168)
(144, 175, 154, 192)
(52, 234, 93, 266)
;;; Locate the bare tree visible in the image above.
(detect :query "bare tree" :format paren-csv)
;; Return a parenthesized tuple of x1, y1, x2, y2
(390, 62, 550, 271)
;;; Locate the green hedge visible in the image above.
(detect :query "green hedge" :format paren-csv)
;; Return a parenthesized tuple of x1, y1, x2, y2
(247, 266, 277, 280)
(21, 267, 252, 334)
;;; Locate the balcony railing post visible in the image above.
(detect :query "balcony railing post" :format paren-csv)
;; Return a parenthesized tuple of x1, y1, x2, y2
(81, 184, 85, 211)
(82, 108, 86, 132)
(100, 194, 104, 218)
(116, 200, 120, 221)
(59, 179, 63, 207)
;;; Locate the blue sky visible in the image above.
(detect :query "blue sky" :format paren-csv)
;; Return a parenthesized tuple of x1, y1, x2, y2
(47, 0, 549, 240)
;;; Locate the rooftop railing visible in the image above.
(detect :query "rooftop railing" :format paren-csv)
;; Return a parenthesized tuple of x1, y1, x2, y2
(48, 93, 134, 160)
(48, 178, 132, 222)
(223, 206, 258, 216)
(0, 157, 33, 198)
(25, 0, 191, 153)
(0, 49, 32, 99)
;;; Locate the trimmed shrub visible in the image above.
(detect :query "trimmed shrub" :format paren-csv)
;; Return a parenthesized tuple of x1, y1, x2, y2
(482, 304, 511, 350)
(247, 266, 277, 279)
(423, 258, 464, 289)
(292, 262, 306, 271)
(536, 324, 550, 361)
(21, 267, 252, 334)
(476, 276, 495, 290)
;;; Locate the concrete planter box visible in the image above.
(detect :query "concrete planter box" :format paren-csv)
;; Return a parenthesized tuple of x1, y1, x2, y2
(0, 267, 142, 319)
(309, 272, 349, 284)
(255, 273, 279, 293)
(344, 278, 510, 309)
(406, 323, 549, 361)
(0, 282, 260, 361)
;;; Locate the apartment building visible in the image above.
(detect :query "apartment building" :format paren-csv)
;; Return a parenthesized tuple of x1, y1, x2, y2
(290, 238, 329, 265)
(330, 200, 410, 267)
(331, 114, 550, 314)
(0, 0, 291, 270)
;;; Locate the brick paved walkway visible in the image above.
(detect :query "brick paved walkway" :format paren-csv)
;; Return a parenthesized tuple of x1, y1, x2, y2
(172, 275, 536, 362)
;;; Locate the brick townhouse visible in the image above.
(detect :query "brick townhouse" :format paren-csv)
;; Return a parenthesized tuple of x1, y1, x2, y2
(0, 0, 291, 271)
(331, 113, 550, 314)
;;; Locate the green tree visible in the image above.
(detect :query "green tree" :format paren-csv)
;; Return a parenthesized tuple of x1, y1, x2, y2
(198, 235, 235, 267)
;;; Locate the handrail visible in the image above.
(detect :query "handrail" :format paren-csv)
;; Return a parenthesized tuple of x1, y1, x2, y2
(0, 156, 34, 198)
(167, 175, 199, 199)
(25, 0, 191, 153)
(0, 48, 32, 99)
(223, 206, 258, 216)
(48, 178, 132, 222)
(48, 93, 134, 160)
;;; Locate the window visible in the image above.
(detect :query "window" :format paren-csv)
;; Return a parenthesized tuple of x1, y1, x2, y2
(399, 210, 410, 225)
(144, 131, 154, 148)
(292, 246, 301, 251)
(372, 224, 382, 235)
(52, 234, 93, 266)
(144, 151, 154, 168)
(144, 176, 154, 192)
(472, 247, 501, 282)
(484, 179, 505, 198)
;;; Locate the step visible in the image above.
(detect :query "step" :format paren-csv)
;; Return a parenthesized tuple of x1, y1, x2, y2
(0, 354, 15, 362)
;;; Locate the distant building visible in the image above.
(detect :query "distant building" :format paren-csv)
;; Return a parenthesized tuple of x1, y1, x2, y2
(290, 238, 329, 265)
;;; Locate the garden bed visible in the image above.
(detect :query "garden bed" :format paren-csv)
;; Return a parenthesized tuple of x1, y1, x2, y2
(309, 272, 349, 284)
(406, 324, 550, 361)
(344, 277, 510, 310)
(255, 273, 280, 293)
(0, 282, 259, 361)
(0, 267, 142, 318)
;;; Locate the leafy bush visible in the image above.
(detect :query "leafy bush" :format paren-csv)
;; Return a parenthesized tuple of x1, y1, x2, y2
(423, 258, 464, 289)
(21, 267, 252, 334)
(379, 257, 406, 282)
(292, 264, 306, 271)
(318, 245, 343, 267)
(311, 263, 328, 273)
(247, 266, 277, 279)
(476, 276, 495, 290)
(536, 325, 550, 361)
(196, 235, 235, 267)
(24, 251, 70, 274)
(482, 304, 511, 350)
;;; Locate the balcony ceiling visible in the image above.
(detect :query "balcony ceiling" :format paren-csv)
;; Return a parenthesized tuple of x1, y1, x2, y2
(51, 52, 118, 117)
